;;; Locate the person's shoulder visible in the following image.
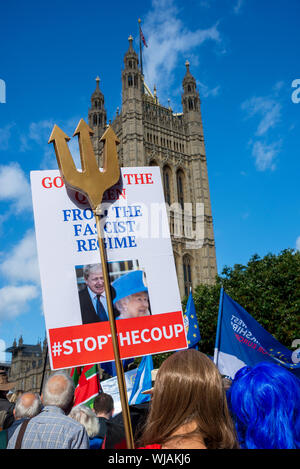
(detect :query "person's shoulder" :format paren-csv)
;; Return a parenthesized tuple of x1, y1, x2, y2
(31, 407, 84, 429)
(0, 398, 14, 412)
(79, 286, 88, 297)
(59, 412, 87, 429)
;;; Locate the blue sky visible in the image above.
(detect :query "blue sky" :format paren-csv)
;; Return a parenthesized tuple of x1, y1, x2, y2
(0, 0, 299, 360)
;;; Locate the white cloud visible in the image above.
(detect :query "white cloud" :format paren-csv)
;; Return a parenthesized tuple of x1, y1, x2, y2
(0, 230, 40, 285)
(251, 140, 281, 171)
(0, 230, 41, 322)
(241, 86, 284, 171)
(0, 285, 39, 320)
(242, 96, 282, 136)
(0, 162, 32, 213)
(22, 117, 82, 170)
(0, 124, 15, 150)
(234, 0, 244, 14)
(28, 119, 54, 145)
(142, 0, 221, 105)
(197, 80, 220, 98)
(296, 236, 300, 251)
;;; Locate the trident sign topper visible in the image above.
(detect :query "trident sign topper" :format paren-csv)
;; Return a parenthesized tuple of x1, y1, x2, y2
(48, 119, 134, 449)
(48, 119, 120, 213)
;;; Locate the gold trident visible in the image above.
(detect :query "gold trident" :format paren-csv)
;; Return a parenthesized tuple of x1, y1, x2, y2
(48, 119, 120, 213)
(48, 119, 134, 449)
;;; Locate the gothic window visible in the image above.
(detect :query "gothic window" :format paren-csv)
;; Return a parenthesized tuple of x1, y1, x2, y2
(94, 100, 98, 108)
(177, 169, 184, 209)
(98, 115, 102, 126)
(128, 75, 133, 87)
(149, 160, 158, 166)
(134, 74, 138, 88)
(163, 166, 172, 205)
(188, 98, 194, 110)
(93, 114, 97, 126)
(183, 255, 192, 297)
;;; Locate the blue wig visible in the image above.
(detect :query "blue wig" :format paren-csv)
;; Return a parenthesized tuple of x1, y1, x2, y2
(227, 362, 300, 449)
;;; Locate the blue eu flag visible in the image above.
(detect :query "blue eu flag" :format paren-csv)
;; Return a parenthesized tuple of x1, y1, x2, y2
(214, 288, 300, 379)
(184, 289, 201, 349)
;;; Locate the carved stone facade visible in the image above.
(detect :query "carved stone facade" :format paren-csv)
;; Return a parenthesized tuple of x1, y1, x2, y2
(6, 337, 51, 392)
(88, 37, 217, 297)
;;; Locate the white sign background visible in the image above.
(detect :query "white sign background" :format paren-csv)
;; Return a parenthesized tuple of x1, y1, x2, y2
(31, 167, 185, 369)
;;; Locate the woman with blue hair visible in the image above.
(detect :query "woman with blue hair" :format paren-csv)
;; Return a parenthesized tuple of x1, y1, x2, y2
(226, 362, 300, 449)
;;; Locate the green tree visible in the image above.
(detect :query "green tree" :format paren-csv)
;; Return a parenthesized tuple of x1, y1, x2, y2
(144, 249, 300, 369)
(192, 248, 300, 356)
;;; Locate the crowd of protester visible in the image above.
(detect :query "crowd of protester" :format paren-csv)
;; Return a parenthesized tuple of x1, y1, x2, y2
(0, 349, 299, 449)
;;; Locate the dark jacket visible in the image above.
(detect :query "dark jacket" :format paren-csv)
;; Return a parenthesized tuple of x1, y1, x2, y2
(79, 287, 119, 325)
(0, 397, 14, 430)
(96, 416, 126, 449)
(79, 287, 101, 324)
(112, 402, 150, 447)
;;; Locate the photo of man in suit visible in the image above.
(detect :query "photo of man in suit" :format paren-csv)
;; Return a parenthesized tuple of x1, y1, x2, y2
(79, 264, 110, 324)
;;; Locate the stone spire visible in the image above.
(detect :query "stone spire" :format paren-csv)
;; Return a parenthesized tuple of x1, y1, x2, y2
(88, 76, 107, 134)
(88, 76, 107, 166)
(182, 60, 200, 113)
(124, 35, 139, 67)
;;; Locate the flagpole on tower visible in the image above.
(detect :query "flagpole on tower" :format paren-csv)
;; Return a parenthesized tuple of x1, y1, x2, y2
(138, 18, 144, 76)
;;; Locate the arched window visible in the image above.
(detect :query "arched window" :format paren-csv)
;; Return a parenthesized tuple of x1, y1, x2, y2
(176, 169, 184, 209)
(183, 255, 192, 297)
(149, 160, 158, 166)
(128, 75, 133, 87)
(163, 166, 172, 205)
(188, 98, 194, 110)
(93, 114, 97, 126)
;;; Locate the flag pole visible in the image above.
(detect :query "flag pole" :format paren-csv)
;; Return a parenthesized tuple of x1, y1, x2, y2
(39, 342, 48, 395)
(213, 287, 224, 366)
(138, 18, 143, 76)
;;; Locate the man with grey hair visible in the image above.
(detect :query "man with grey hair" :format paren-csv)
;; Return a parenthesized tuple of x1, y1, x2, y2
(6, 392, 42, 446)
(7, 372, 89, 449)
(14, 392, 42, 419)
(79, 263, 111, 324)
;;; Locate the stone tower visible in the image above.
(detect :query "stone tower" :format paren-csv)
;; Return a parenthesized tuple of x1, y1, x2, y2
(88, 76, 107, 167)
(88, 37, 217, 297)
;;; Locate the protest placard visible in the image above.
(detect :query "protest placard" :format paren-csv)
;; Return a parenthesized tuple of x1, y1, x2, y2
(31, 167, 187, 369)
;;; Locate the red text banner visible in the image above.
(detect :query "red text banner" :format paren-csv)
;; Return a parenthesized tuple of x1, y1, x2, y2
(49, 311, 186, 369)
